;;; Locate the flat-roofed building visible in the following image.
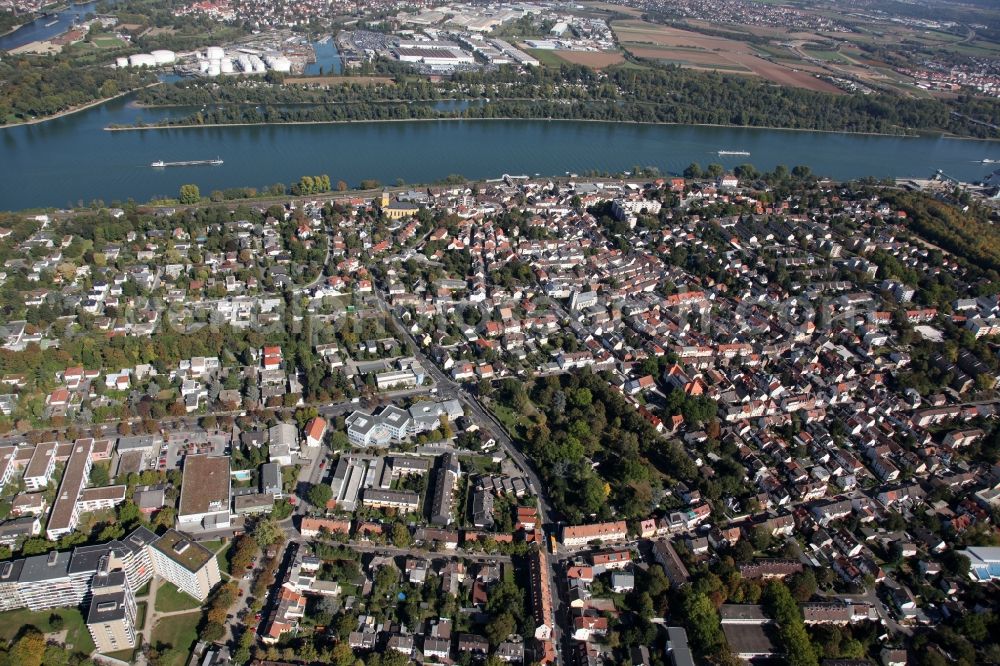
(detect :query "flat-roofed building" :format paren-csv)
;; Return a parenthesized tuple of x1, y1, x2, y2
(0, 559, 24, 611)
(330, 455, 370, 511)
(177, 455, 231, 533)
(361, 489, 419, 512)
(77, 485, 127, 512)
(0, 515, 40, 544)
(23, 441, 57, 491)
(234, 493, 275, 515)
(115, 435, 160, 454)
(345, 411, 392, 447)
(148, 529, 221, 601)
(261, 462, 282, 497)
(116, 526, 157, 591)
(86, 565, 137, 654)
(17, 550, 89, 610)
(0, 445, 17, 488)
(47, 439, 95, 540)
(11, 492, 47, 517)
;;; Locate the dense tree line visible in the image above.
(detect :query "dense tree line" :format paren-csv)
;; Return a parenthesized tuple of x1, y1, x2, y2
(0, 56, 156, 124)
(881, 190, 1000, 273)
(130, 62, 1000, 138)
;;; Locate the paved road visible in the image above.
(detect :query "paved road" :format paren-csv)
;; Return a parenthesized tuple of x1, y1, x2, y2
(834, 589, 912, 637)
(373, 287, 565, 664)
(372, 289, 555, 527)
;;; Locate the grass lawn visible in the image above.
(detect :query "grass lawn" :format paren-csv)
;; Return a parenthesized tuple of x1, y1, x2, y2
(525, 48, 568, 67)
(216, 540, 234, 575)
(155, 582, 201, 612)
(150, 613, 201, 666)
(91, 36, 127, 48)
(0, 607, 95, 654)
(136, 580, 151, 597)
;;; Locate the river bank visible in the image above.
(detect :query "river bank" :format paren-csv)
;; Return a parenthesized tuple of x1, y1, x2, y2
(0, 82, 161, 130)
(104, 114, 950, 140)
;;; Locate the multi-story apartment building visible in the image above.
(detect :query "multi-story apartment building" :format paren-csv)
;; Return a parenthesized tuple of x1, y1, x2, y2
(46, 439, 95, 540)
(0, 559, 24, 611)
(87, 563, 138, 654)
(16, 550, 90, 610)
(0, 445, 18, 489)
(23, 441, 57, 491)
(148, 529, 221, 602)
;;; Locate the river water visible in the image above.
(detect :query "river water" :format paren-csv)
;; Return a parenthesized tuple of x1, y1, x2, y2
(2, 86, 999, 210)
(0, 1, 99, 51)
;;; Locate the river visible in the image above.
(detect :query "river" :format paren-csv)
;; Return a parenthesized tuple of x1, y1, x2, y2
(0, 1, 99, 51)
(1, 87, 999, 210)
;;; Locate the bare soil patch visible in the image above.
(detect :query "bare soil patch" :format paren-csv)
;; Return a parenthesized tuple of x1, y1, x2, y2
(552, 50, 626, 68)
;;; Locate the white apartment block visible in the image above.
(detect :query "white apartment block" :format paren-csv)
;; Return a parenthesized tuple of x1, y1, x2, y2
(23, 441, 57, 491)
(148, 530, 221, 602)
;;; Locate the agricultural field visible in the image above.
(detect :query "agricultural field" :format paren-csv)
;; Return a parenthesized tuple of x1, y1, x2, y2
(547, 49, 626, 68)
(612, 20, 841, 92)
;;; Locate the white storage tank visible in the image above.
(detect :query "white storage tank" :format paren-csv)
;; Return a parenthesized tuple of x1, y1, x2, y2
(250, 55, 266, 73)
(237, 54, 252, 72)
(207, 61, 221, 77)
(151, 49, 175, 65)
(220, 58, 235, 74)
(198, 59, 210, 73)
(205, 46, 225, 60)
(129, 53, 156, 68)
(270, 56, 291, 73)
(116, 56, 129, 68)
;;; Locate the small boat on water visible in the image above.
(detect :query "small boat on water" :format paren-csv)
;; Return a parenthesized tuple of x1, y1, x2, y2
(151, 158, 223, 168)
(718, 150, 751, 157)
(44, 19, 59, 27)
(976, 158, 998, 164)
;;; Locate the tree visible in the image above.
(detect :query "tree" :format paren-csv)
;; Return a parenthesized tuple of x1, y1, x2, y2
(89, 463, 110, 487)
(682, 592, 723, 654)
(683, 162, 703, 179)
(179, 184, 200, 204)
(764, 580, 818, 666)
(118, 500, 142, 527)
(252, 516, 282, 548)
(307, 483, 332, 508)
(485, 611, 516, 646)
(787, 569, 817, 602)
(200, 621, 225, 642)
(391, 522, 412, 548)
(9, 627, 46, 666)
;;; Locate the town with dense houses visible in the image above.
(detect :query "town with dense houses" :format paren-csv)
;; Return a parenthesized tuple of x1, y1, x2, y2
(0, 164, 996, 666)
